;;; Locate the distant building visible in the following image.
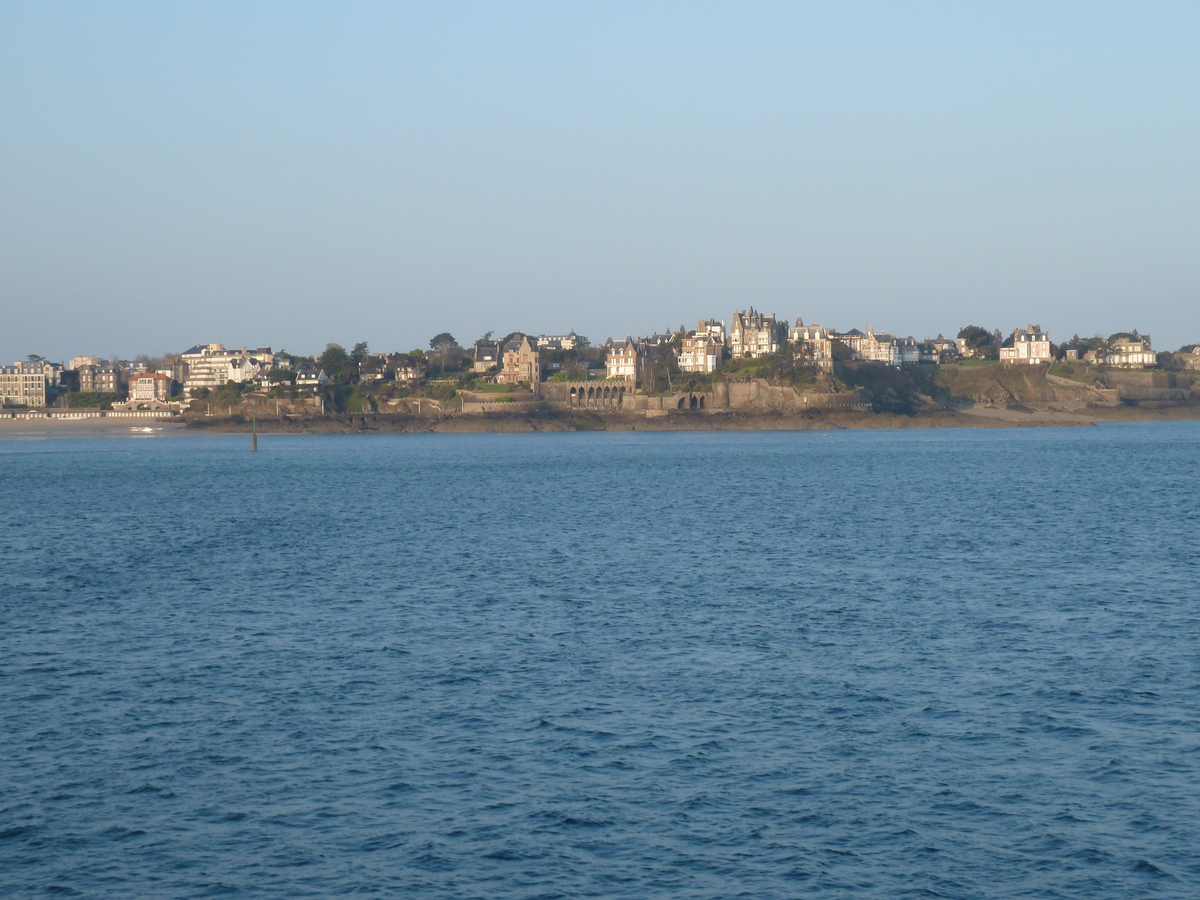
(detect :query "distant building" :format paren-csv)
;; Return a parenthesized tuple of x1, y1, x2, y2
(731, 308, 785, 358)
(697, 318, 726, 343)
(472, 341, 501, 373)
(831, 328, 866, 356)
(180, 344, 283, 394)
(927, 335, 957, 359)
(675, 319, 726, 374)
(535, 331, 588, 351)
(357, 353, 390, 383)
(394, 356, 424, 384)
(127, 373, 172, 403)
(606, 336, 645, 384)
(498, 336, 541, 387)
(1107, 333, 1156, 368)
(859, 326, 902, 365)
(678, 332, 723, 374)
(0, 361, 52, 407)
(787, 318, 835, 372)
(1184, 347, 1200, 370)
(76, 362, 122, 393)
(294, 365, 328, 389)
(999, 326, 1052, 365)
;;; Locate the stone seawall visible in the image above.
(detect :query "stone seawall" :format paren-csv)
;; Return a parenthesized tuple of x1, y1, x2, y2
(539, 379, 863, 414)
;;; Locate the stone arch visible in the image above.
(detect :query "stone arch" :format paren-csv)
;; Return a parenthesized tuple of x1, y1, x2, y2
(677, 397, 686, 409)
(699, 395, 705, 409)
(689, 396, 698, 409)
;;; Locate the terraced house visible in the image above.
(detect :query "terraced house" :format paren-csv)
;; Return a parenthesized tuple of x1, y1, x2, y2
(0, 360, 53, 407)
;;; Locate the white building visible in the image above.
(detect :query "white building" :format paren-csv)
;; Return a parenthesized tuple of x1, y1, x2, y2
(676, 319, 725, 374)
(730, 308, 785, 358)
(999, 326, 1053, 365)
(1107, 333, 1156, 368)
(859, 326, 904, 365)
(535, 331, 588, 351)
(294, 366, 328, 389)
(180, 344, 283, 393)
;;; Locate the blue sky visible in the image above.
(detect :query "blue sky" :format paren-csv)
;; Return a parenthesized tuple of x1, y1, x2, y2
(2, 1, 1198, 361)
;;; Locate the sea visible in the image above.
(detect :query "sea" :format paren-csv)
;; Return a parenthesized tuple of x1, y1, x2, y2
(1, 423, 1198, 899)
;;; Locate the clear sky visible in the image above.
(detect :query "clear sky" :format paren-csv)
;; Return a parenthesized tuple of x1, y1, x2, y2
(2, 1, 1198, 362)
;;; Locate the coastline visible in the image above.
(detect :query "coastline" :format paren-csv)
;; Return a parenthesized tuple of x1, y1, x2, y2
(175, 403, 1200, 434)
(4, 403, 1198, 437)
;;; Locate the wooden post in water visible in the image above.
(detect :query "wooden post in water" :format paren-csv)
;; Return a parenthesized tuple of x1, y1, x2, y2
(252, 410, 258, 452)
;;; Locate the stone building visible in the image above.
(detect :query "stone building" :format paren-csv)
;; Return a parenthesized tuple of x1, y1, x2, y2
(1000, 326, 1052, 365)
(77, 362, 122, 393)
(498, 335, 541, 387)
(606, 337, 644, 384)
(731, 308, 785, 358)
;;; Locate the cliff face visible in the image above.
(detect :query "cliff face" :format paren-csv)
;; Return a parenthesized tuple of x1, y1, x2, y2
(933, 364, 1195, 408)
(932, 364, 1105, 407)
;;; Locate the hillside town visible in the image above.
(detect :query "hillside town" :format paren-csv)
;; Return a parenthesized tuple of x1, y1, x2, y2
(4, 311, 1200, 417)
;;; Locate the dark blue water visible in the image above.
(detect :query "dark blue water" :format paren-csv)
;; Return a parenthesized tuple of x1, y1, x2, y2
(2, 425, 1199, 898)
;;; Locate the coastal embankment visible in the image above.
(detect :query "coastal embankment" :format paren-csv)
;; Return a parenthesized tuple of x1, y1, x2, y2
(175, 403, 1200, 435)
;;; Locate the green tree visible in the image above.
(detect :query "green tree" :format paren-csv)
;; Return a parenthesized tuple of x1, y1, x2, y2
(957, 325, 999, 359)
(319, 343, 350, 381)
(429, 333, 459, 374)
(351, 342, 369, 362)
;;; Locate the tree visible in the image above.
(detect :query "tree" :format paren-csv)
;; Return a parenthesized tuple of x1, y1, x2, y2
(351, 342, 369, 362)
(831, 339, 856, 361)
(318, 343, 350, 382)
(957, 326, 999, 360)
(429, 333, 459, 374)
(261, 367, 294, 385)
(1157, 351, 1183, 372)
(26, 354, 45, 363)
